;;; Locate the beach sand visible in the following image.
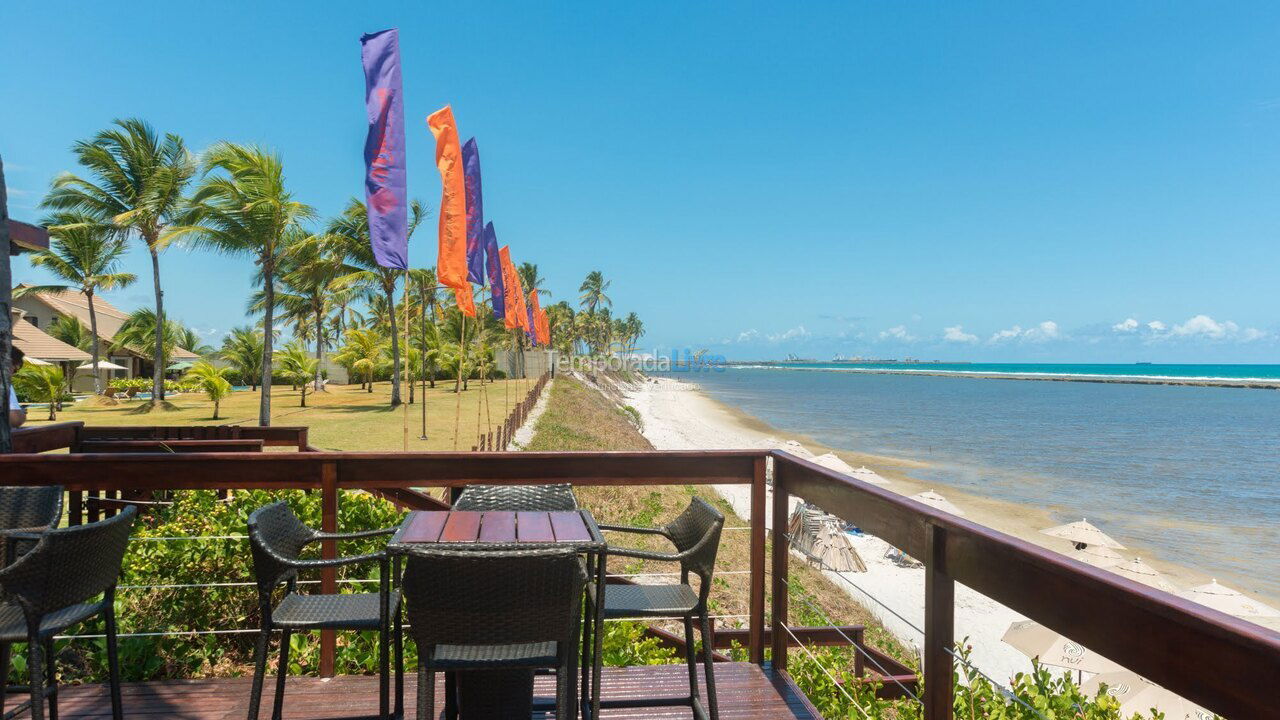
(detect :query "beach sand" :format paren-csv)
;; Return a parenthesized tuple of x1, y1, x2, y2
(620, 374, 1268, 685)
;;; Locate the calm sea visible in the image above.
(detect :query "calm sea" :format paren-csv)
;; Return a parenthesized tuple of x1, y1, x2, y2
(677, 365, 1280, 600)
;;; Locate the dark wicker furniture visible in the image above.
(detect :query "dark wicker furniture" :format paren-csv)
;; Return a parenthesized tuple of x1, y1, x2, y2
(452, 483, 579, 512)
(246, 502, 402, 720)
(598, 496, 725, 720)
(0, 486, 63, 565)
(0, 506, 135, 720)
(402, 548, 587, 720)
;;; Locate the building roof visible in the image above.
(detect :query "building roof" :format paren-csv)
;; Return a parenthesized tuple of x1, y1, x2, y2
(7, 219, 49, 253)
(14, 284, 200, 360)
(11, 314, 92, 362)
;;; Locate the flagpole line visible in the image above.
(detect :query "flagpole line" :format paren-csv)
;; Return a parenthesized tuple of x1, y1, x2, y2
(452, 305, 465, 450)
(402, 267, 410, 452)
(474, 287, 485, 447)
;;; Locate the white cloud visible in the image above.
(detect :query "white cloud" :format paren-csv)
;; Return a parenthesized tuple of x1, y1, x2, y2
(989, 326, 1022, 343)
(767, 325, 809, 342)
(1171, 314, 1235, 339)
(1241, 327, 1269, 342)
(1147, 320, 1166, 332)
(1112, 318, 1139, 332)
(942, 325, 978, 343)
(990, 321, 1059, 343)
(736, 329, 760, 343)
(878, 325, 915, 342)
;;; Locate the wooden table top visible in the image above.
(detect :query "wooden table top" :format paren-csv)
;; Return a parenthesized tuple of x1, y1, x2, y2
(388, 509, 605, 551)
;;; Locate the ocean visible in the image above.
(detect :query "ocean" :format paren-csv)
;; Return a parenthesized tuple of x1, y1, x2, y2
(676, 365, 1280, 600)
(728, 361, 1280, 384)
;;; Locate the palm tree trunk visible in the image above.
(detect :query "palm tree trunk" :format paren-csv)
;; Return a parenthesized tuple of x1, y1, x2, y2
(86, 290, 102, 395)
(386, 287, 401, 406)
(259, 263, 275, 426)
(313, 307, 324, 392)
(148, 245, 165, 403)
(213, 400, 220, 420)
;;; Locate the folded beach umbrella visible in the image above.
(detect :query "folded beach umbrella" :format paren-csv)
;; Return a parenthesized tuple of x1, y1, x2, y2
(1178, 579, 1280, 618)
(786, 502, 824, 554)
(1110, 557, 1178, 593)
(1001, 620, 1125, 675)
(1039, 519, 1125, 550)
(810, 522, 867, 573)
(1080, 672, 1214, 720)
(909, 490, 964, 517)
(1065, 544, 1124, 569)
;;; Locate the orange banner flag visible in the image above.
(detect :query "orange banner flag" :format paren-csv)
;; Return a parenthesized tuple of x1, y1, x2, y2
(427, 105, 468, 291)
(498, 246, 523, 330)
(455, 285, 475, 318)
(529, 290, 548, 346)
(536, 307, 550, 346)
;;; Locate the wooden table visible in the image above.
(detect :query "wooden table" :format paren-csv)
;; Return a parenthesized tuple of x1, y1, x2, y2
(388, 509, 608, 719)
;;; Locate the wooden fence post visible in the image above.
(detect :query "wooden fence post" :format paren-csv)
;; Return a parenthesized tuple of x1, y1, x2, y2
(924, 523, 954, 720)
(770, 455, 789, 670)
(319, 460, 338, 678)
(748, 455, 767, 665)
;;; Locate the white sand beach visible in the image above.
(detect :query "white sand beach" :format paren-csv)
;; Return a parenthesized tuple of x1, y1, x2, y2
(619, 374, 1267, 686)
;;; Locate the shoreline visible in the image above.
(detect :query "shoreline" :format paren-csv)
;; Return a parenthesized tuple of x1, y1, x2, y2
(619, 373, 1279, 683)
(721, 365, 1280, 389)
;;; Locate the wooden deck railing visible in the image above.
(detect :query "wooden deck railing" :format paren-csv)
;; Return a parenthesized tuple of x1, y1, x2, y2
(2, 423, 1278, 718)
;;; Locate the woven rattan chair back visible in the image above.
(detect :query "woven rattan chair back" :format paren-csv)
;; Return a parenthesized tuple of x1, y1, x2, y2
(402, 548, 585, 647)
(665, 497, 724, 590)
(0, 486, 63, 531)
(248, 502, 316, 591)
(452, 484, 579, 512)
(0, 505, 136, 616)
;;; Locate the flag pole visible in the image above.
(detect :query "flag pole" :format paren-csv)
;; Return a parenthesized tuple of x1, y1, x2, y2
(402, 268, 410, 451)
(419, 279, 429, 440)
(453, 306, 465, 450)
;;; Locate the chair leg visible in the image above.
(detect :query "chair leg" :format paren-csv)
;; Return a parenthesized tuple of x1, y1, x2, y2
(25, 634, 43, 720)
(272, 629, 291, 720)
(683, 615, 700, 704)
(379, 624, 390, 719)
(444, 671, 458, 720)
(1, 641, 10, 717)
(416, 664, 433, 720)
(44, 639, 57, 720)
(246, 627, 271, 720)
(699, 614, 720, 720)
(104, 605, 123, 720)
(394, 609, 404, 717)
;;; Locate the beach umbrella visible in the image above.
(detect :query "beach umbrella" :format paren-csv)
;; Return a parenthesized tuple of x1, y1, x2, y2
(1178, 579, 1280, 618)
(1039, 519, 1125, 550)
(809, 522, 866, 572)
(1080, 672, 1214, 720)
(1065, 544, 1124, 569)
(75, 360, 128, 372)
(909, 490, 964, 516)
(850, 466, 891, 485)
(809, 453, 892, 485)
(763, 437, 815, 459)
(1001, 620, 1125, 675)
(1110, 558, 1177, 593)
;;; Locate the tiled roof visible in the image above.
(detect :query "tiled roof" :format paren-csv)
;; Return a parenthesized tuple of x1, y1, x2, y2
(11, 316, 92, 362)
(15, 285, 200, 360)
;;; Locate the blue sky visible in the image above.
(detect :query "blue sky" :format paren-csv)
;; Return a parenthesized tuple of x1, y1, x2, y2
(4, 2, 1279, 362)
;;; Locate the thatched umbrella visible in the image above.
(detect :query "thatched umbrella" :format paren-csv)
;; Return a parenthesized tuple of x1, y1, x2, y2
(809, 522, 866, 573)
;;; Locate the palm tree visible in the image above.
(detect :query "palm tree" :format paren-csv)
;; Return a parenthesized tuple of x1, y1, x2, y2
(333, 328, 387, 393)
(182, 361, 233, 419)
(275, 341, 319, 407)
(328, 198, 426, 406)
(13, 365, 65, 421)
(408, 268, 442, 389)
(112, 309, 181, 373)
(15, 214, 136, 394)
(46, 315, 93, 352)
(578, 270, 611, 314)
(174, 325, 214, 357)
(518, 263, 550, 299)
(623, 312, 645, 353)
(546, 302, 576, 355)
(177, 143, 315, 426)
(221, 327, 265, 391)
(42, 118, 195, 404)
(275, 232, 345, 392)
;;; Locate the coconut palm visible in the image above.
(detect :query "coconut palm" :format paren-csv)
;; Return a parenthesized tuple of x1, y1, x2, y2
(408, 268, 442, 389)
(518, 263, 550, 299)
(45, 315, 93, 352)
(182, 361, 233, 419)
(546, 302, 576, 355)
(221, 327, 265, 391)
(578, 270, 611, 314)
(42, 118, 195, 404)
(176, 143, 315, 426)
(328, 198, 427, 406)
(333, 328, 388, 393)
(15, 213, 136, 393)
(275, 341, 319, 407)
(13, 364, 65, 421)
(174, 325, 215, 357)
(112, 309, 181, 371)
(622, 312, 645, 353)
(274, 232, 345, 391)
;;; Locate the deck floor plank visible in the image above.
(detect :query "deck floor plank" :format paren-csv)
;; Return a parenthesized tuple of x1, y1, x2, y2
(42, 662, 817, 719)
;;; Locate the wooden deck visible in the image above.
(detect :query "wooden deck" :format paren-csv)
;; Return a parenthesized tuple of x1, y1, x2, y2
(46, 662, 820, 719)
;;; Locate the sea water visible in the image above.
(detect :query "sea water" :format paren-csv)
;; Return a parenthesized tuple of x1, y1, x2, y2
(679, 366, 1280, 600)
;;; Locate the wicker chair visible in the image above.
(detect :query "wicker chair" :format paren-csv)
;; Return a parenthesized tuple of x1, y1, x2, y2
(598, 496, 725, 720)
(402, 548, 586, 720)
(246, 502, 402, 720)
(452, 483, 579, 511)
(0, 506, 136, 720)
(0, 486, 63, 565)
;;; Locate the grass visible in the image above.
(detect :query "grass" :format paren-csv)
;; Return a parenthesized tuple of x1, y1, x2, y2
(23, 378, 540, 451)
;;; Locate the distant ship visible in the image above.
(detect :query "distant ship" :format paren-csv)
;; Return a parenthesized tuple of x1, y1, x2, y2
(784, 353, 816, 363)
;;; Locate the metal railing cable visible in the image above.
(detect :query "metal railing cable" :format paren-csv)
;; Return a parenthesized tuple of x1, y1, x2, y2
(780, 623, 872, 720)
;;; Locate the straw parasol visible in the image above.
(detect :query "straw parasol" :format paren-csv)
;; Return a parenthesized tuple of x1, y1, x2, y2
(787, 503, 824, 554)
(809, 522, 866, 573)
(1039, 519, 1125, 550)
(1178, 579, 1280, 618)
(909, 490, 964, 516)
(1110, 558, 1177, 593)
(1080, 672, 1214, 720)
(75, 360, 128, 372)
(1065, 544, 1124, 569)
(1001, 620, 1125, 675)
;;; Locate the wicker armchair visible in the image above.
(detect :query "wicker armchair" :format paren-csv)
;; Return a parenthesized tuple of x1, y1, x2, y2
(246, 502, 402, 720)
(403, 548, 587, 720)
(0, 486, 63, 565)
(452, 483, 579, 511)
(598, 496, 725, 720)
(0, 506, 136, 720)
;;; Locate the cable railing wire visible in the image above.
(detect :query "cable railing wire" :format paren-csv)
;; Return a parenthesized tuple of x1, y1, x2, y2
(780, 623, 872, 720)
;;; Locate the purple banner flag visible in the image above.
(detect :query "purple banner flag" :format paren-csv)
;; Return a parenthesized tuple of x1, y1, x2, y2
(526, 302, 537, 346)
(360, 28, 408, 269)
(483, 222, 505, 320)
(462, 138, 486, 285)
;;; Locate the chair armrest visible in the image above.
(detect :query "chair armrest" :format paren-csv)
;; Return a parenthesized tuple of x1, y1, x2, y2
(285, 551, 387, 570)
(605, 546, 682, 563)
(310, 527, 397, 541)
(0, 529, 45, 542)
(598, 524, 671, 538)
